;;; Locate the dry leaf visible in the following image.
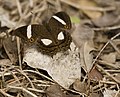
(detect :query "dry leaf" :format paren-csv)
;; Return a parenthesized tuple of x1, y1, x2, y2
(23, 42, 81, 89)
(46, 84, 80, 97)
(73, 79, 87, 94)
(71, 24, 94, 49)
(103, 89, 118, 97)
(114, 73, 120, 81)
(79, 0, 102, 19)
(89, 92, 102, 97)
(80, 41, 95, 73)
(46, 84, 66, 97)
(0, 59, 12, 66)
(92, 13, 119, 27)
(71, 24, 95, 73)
(0, 7, 15, 28)
(88, 66, 103, 81)
(3, 37, 18, 63)
(101, 52, 116, 63)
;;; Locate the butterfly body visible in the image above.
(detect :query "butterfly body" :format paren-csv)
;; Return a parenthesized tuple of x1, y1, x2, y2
(10, 11, 72, 57)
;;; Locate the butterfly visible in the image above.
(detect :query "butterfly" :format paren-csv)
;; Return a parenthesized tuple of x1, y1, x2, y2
(10, 11, 72, 57)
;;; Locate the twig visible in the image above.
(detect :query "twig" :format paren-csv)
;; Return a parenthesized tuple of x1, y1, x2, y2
(97, 60, 120, 69)
(16, 69, 35, 88)
(93, 25, 120, 31)
(24, 70, 54, 82)
(56, 0, 62, 11)
(29, 0, 33, 8)
(96, 65, 120, 84)
(16, 0, 23, 17)
(67, 89, 87, 96)
(0, 89, 14, 97)
(109, 40, 120, 55)
(10, 71, 21, 84)
(105, 70, 120, 73)
(100, 81, 117, 85)
(32, 79, 53, 84)
(27, 88, 45, 93)
(16, 37, 22, 70)
(7, 85, 38, 97)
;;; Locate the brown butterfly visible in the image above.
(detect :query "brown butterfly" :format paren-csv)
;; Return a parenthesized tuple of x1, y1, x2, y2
(10, 11, 72, 57)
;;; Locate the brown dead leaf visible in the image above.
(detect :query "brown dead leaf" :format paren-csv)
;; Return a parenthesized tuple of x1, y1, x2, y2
(114, 73, 120, 81)
(71, 24, 94, 49)
(73, 79, 87, 94)
(46, 84, 80, 97)
(1, 0, 16, 11)
(71, 24, 95, 73)
(0, 46, 8, 59)
(83, 41, 95, 72)
(88, 66, 103, 81)
(3, 37, 18, 63)
(89, 92, 102, 97)
(80, 41, 95, 73)
(79, 0, 102, 19)
(66, 94, 80, 97)
(46, 84, 66, 97)
(101, 52, 116, 63)
(92, 13, 119, 27)
(94, 31, 108, 49)
(0, 59, 12, 66)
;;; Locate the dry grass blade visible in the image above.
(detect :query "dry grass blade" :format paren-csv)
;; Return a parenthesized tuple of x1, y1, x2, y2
(0, 89, 14, 97)
(96, 65, 120, 84)
(16, 69, 35, 88)
(27, 88, 45, 93)
(7, 85, 38, 97)
(24, 69, 54, 82)
(16, 37, 22, 70)
(16, 0, 23, 17)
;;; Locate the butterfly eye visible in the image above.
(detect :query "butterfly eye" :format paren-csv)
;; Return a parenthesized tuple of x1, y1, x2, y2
(57, 31, 64, 40)
(29, 38, 34, 42)
(41, 39, 52, 46)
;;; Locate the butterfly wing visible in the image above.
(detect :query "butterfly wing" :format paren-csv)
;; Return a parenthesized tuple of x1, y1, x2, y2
(10, 24, 48, 43)
(48, 11, 72, 31)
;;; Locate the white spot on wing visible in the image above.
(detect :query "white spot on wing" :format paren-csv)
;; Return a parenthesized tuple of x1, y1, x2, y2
(52, 16, 66, 25)
(27, 25, 32, 39)
(41, 39, 52, 46)
(57, 31, 64, 40)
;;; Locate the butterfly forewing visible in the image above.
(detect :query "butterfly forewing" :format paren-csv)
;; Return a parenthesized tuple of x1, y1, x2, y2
(48, 11, 72, 30)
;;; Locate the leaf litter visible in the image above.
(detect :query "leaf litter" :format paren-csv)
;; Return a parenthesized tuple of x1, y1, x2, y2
(0, 0, 120, 97)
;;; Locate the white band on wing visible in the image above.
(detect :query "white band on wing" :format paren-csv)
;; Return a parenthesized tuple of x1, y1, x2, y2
(41, 39, 52, 46)
(27, 25, 32, 39)
(57, 31, 64, 40)
(52, 16, 66, 25)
